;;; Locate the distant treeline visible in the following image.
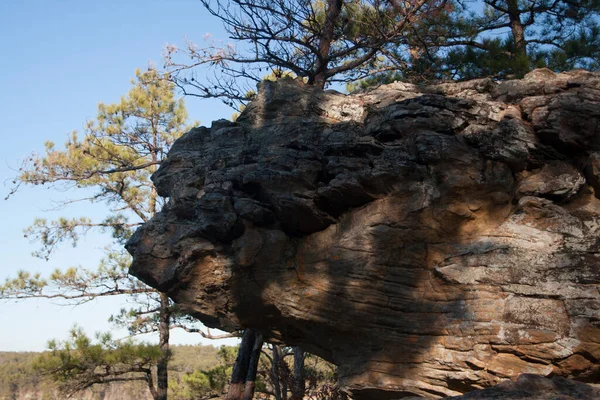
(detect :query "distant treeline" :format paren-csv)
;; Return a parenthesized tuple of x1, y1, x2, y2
(0, 345, 222, 400)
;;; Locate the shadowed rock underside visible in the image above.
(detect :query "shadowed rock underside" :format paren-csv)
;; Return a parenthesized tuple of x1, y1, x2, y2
(127, 69, 600, 398)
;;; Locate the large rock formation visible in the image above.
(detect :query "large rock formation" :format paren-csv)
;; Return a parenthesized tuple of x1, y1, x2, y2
(127, 69, 600, 398)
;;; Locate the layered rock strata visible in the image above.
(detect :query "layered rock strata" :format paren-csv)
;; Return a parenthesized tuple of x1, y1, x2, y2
(127, 69, 600, 398)
(448, 374, 600, 399)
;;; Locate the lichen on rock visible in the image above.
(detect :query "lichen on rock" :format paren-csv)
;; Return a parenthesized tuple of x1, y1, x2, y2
(127, 69, 600, 399)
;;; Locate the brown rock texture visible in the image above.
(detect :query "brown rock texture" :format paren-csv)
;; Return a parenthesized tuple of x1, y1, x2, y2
(447, 374, 600, 399)
(127, 69, 600, 398)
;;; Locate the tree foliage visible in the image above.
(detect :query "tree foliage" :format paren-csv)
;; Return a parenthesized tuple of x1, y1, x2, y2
(15, 68, 188, 239)
(1, 68, 217, 400)
(169, 346, 235, 399)
(165, 0, 447, 108)
(166, 0, 600, 103)
(0, 345, 228, 400)
(34, 327, 163, 399)
(366, 0, 600, 81)
(0, 352, 58, 400)
(166, 343, 344, 400)
(437, 0, 600, 78)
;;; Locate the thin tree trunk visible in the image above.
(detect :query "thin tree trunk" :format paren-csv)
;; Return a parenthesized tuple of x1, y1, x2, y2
(312, 0, 343, 87)
(290, 347, 305, 400)
(227, 329, 264, 400)
(242, 331, 264, 400)
(227, 330, 254, 400)
(272, 345, 289, 400)
(506, 0, 526, 56)
(282, 379, 288, 400)
(149, 126, 158, 217)
(156, 292, 171, 400)
(281, 350, 288, 400)
(146, 370, 159, 400)
(151, 130, 169, 400)
(271, 345, 283, 400)
(506, 0, 529, 75)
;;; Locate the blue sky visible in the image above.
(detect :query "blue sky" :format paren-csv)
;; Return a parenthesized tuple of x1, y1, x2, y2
(0, 1, 237, 351)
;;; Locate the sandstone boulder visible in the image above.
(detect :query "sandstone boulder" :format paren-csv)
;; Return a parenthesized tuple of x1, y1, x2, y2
(127, 70, 600, 398)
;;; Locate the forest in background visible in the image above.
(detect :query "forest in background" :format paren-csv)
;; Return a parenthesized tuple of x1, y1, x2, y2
(0, 345, 340, 400)
(0, 345, 220, 400)
(0, 344, 339, 400)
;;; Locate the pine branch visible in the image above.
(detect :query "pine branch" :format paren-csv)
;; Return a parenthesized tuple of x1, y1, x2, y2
(170, 324, 241, 340)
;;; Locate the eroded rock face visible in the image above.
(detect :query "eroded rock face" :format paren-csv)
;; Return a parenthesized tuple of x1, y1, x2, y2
(448, 374, 600, 400)
(127, 70, 600, 398)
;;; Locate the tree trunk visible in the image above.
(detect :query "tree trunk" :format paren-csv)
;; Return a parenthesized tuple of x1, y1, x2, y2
(311, 0, 343, 88)
(227, 329, 264, 400)
(227, 330, 254, 400)
(290, 347, 305, 400)
(271, 345, 284, 400)
(281, 351, 288, 400)
(506, 0, 529, 76)
(506, 0, 526, 56)
(146, 370, 159, 400)
(242, 331, 264, 400)
(156, 292, 171, 400)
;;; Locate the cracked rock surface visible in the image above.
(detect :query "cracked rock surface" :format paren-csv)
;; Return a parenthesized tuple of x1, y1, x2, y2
(447, 374, 600, 399)
(127, 69, 600, 399)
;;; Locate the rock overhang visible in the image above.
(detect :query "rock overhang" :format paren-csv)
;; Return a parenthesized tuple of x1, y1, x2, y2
(126, 69, 600, 398)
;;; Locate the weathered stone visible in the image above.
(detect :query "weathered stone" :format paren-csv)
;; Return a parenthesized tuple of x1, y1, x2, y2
(447, 374, 600, 399)
(516, 161, 586, 201)
(585, 152, 600, 197)
(127, 70, 600, 399)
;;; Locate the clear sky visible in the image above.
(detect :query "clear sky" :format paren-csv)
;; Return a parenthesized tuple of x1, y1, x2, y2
(0, 1, 238, 351)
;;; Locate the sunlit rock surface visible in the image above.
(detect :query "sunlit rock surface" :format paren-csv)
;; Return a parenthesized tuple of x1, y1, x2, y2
(127, 69, 600, 398)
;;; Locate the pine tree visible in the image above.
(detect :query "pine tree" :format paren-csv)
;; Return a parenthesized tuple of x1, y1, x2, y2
(418, 0, 600, 79)
(165, 0, 447, 108)
(347, 0, 600, 86)
(0, 68, 233, 400)
(34, 327, 164, 399)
